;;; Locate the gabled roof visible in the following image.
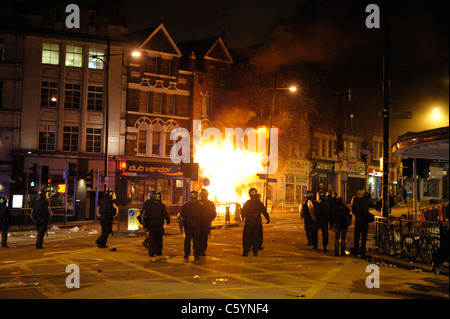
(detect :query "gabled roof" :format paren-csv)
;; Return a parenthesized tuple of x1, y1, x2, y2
(178, 36, 233, 71)
(128, 23, 182, 57)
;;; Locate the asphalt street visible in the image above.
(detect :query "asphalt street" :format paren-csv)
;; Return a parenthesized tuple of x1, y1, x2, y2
(0, 212, 448, 304)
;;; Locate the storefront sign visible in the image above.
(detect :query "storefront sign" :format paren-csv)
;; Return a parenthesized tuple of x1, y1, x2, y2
(286, 160, 310, 176)
(124, 162, 183, 178)
(313, 161, 334, 173)
(348, 162, 366, 177)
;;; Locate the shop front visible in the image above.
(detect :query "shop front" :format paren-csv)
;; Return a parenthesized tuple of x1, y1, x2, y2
(347, 161, 366, 200)
(281, 159, 310, 208)
(368, 167, 382, 200)
(311, 160, 335, 195)
(118, 161, 185, 207)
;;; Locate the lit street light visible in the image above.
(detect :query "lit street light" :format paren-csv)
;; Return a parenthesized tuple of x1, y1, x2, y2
(264, 73, 297, 209)
(90, 40, 140, 190)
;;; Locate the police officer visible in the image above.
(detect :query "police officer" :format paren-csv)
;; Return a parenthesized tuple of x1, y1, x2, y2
(31, 190, 52, 249)
(300, 190, 316, 247)
(240, 188, 270, 257)
(316, 190, 331, 251)
(180, 190, 203, 261)
(142, 191, 170, 257)
(199, 189, 217, 256)
(352, 190, 371, 257)
(96, 189, 118, 248)
(0, 196, 11, 248)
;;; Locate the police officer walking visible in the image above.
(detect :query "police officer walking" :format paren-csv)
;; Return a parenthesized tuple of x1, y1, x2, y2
(199, 189, 217, 256)
(300, 190, 316, 247)
(31, 190, 52, 249)
(351, 190, 372, 257)
(96, 189, 118, 248)
(240, 188, 270, 257)
(0, 196, 11, 248)
(180, 190, 203, 261)
(142, 191, 170, 257)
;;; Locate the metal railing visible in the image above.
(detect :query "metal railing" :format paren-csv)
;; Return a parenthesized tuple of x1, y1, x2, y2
(374, 215, 448, 264)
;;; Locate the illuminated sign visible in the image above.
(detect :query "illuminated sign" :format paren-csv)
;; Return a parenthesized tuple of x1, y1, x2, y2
(124, 162, 183, 178)
(58, 184, 66, 193)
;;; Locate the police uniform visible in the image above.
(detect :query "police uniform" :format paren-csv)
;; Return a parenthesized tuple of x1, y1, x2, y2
(180, 191, 203, 260)
(142, 192, 170, 257)
(199, 189, 217, 256)
(240, 188, 270, 256)
(96, 190, 116, 248)
(32, 192, 51, 249)
(301, 191, 316, 247)
(0, 197, 11, 248)
(315, 191, 331, 251)
(351, 190, 371, 257)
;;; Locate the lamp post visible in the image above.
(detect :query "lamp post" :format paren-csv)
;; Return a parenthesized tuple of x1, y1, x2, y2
(264, 73, 297, 209)
(90, 38, 140, 191)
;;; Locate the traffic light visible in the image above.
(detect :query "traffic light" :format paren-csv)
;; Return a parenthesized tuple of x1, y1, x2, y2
(86, 169, 94, 189)
(69, 163, 77, 176)
(118, 161, 127, 173)
(41, 165, 49, 188)
(30, 164, 38, 187)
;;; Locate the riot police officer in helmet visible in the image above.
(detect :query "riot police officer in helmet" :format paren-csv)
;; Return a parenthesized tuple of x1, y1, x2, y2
(96, 189, 118, 248)
(301, 190, 316, 247)
(31, 190, 52, 249)
(0, 196, 11, 248)
(240, 188, 270, 257)
(142, 191, 170, 257)
(316, 190, 331, 251)
(199, 189, 217, 256)
(180, 190, 204, 261)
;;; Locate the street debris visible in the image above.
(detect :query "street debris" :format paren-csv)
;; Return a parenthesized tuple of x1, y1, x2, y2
(0, 277, 39, 289)
(69, 226, 80, 232)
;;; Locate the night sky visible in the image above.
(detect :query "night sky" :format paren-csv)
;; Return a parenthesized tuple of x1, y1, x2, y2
(121, 0, 449, 139)
(2, 0, 448, 139)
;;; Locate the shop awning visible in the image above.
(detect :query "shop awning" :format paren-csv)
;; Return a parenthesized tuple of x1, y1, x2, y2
(392, 126, 449, 160)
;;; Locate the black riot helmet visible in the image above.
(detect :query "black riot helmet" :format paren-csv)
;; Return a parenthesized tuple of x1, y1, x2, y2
(105, 189, 114, 198)
(0, 196, 7, 207)
(199, 189, 209, 201)
(37, 189, 48, 200)
(316, 190, 326, 201)
(305, 190, 314, 200)
(190, 190, 198, 201)
(248, 187, 258, 200)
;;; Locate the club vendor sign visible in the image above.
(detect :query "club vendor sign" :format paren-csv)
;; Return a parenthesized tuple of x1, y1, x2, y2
(120, 161, 183, 179)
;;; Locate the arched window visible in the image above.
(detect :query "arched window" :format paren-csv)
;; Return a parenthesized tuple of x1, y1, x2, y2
(134, 117, 179, 157)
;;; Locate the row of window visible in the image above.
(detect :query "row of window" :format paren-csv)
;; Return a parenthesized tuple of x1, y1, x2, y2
(39, 125, 102, 153)
(41, 81, 103, 111)
(139, 91, 176, 115)
(42, 42, 104, 69)
(312, 137, 365, 160)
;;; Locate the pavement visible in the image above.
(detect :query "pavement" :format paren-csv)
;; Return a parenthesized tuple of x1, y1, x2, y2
(4, 202, 448, 276)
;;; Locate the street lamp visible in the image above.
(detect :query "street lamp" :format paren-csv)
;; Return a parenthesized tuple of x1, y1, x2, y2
(90, 38, 140, 190)
(264, 73, 297, 209)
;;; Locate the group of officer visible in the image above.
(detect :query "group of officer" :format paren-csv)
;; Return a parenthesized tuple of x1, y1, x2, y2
(1, 185, 370, 259)
(301, 189, 374, 257)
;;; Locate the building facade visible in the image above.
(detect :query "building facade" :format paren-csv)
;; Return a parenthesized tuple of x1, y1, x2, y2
(0, 0, 128, 220)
